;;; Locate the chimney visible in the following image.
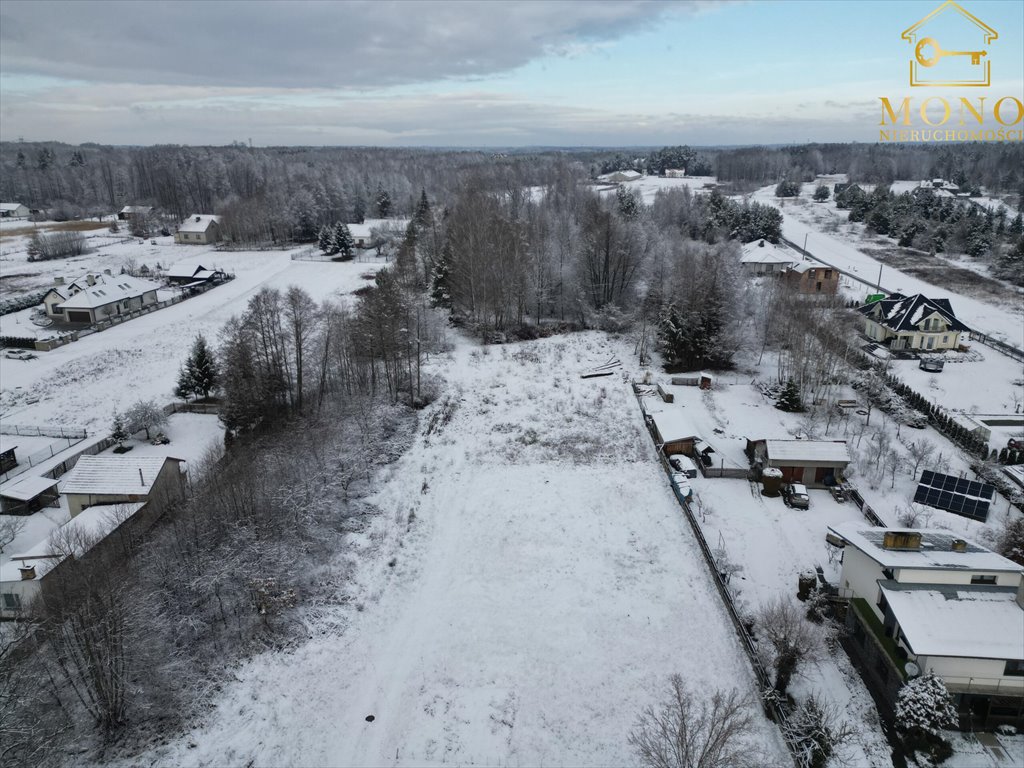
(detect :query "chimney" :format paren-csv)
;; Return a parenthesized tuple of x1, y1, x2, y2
(54, 276, 65, 286)
(86, 274, 96, 286)
(883, 531, 922, 550)
(103, 268, 112, 276)
(195, 216, 201, 222)
(139, 467, 145, 486)
(19, 564, 36, 581)
(759, 240, 765, 247)
(951, 538, 967, 552)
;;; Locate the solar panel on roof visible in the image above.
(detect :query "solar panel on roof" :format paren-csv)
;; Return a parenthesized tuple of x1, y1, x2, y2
(980, 485, 995, 500)
(921, 470, 934, 485)
(954, 478, 970, 494)
(914, 486, 928, 503)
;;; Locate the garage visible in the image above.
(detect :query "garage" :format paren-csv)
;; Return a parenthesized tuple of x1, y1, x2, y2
(66, 310, 92, 323)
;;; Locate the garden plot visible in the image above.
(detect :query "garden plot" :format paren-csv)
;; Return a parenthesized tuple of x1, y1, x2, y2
(123, 332, 787, 768)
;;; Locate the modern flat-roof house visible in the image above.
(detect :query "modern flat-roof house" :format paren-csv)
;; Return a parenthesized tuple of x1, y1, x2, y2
(59, 455, 186, 517)
(740, 239, 796, 275)
(749, 439, 850, 487)
(828, 523, 1024, 729)
(0, 202, 30, 219)
(857, 293, 969, 352)
(42, 271, 160, 324)
(174, 214, 222, 244)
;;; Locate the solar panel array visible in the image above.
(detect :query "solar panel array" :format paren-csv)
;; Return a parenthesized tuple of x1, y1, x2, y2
(914, 470, 994, 522)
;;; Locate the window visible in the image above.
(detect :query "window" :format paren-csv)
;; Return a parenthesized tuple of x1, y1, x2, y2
(816, 281, 823, 292)
(1004, 660, 1024, 677)
(942, 335, 949, 344)
(971, 574, 997, 585)
(2, 593, 20, 610)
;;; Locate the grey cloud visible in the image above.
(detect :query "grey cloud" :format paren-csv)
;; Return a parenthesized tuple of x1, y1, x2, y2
(0, 0, 702, 88)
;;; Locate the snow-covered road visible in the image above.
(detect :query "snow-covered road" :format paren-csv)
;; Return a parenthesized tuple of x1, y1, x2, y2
(752, 187, 1024, 346)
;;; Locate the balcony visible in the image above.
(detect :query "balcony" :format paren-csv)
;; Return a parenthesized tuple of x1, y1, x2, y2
(851, 598, 908, 682)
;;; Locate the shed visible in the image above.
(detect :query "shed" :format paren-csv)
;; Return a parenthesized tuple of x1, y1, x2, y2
(0, 475, 60, 515)
(749, 438, 850, 487)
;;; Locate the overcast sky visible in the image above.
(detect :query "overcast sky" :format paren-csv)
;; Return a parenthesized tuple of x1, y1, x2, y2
(1, 0, 1021, 147)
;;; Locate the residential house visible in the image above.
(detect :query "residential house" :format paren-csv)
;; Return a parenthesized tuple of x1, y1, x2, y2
(828, 523, 1024, 729)
(664, 169, 686, 178)
(784, 262, 839, 294)
(597, 170, 643, 183)
(0, 501, 146, 618)
(174, 214, 222, 244)
(857, 293, 969, 351)
(165, 260, 223, 286)
(740, 239, 796, 275)
(42, 270, 160, 324)
(0, 202, 30, 219)
(59, 455, 186, 517)
(118, 205, 154, 221)
(749, 438, 850, 487)
(348, 222, 374, 249)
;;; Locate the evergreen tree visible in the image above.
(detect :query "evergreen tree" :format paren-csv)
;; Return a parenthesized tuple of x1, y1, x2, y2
(375, 185, 392, 218)
(812, 184, 830, 202)
(413, 189, 432, 228)
(775, 180, 801, 198)
(776, 379, 804, 412)
(332, 222, 355, 260)
(175, 334, 220, 400)
(895, 672, 958, 738)
(317, 225, 334, 254)
(429, 242, 453, 309)
(352, 195, 366, 224)
(616, 186, 640, 219)
(110, 412, 129, 447)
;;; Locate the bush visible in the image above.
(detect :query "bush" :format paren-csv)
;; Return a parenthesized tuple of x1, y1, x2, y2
(775, 180, 801, 198)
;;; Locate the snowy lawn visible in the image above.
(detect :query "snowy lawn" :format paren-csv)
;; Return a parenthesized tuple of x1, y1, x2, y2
(122, 332, 788, 768)
(599, 175, 718, 205)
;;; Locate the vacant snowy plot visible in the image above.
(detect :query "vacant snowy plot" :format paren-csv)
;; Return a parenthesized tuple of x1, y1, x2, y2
(128, 333, 786, 768)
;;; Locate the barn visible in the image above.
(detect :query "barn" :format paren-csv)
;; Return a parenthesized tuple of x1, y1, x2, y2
(749, 439, 850, 488)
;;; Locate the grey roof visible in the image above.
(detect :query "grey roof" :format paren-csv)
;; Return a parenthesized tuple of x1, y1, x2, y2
(177, 214, 221, 233)
(57, 274, 160, 310)
(0, 475, 59, 501)
(59, 455, 181, 496)
(765, 440, 850, 464)
(740, 239, 794, 265)
(828, 522, 1024, 572)
(856, 293, 970, 333)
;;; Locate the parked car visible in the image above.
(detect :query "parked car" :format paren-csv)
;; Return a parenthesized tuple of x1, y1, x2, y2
(668, 454, 699, 479)
(783, 482, 810, 509)
(670, 472, 694, 500)
(4, 349, 35, 360)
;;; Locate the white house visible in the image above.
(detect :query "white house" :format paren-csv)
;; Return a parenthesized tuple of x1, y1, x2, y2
(0, 202, 30, 219)
(829, 523, 1024, 729)
(857, 293, 969, 352)
(174, 214, 222, 244)
(42, 270, 160, 324)
(740, 239, 796, 275)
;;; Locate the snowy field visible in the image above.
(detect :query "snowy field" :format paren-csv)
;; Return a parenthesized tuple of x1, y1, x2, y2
(598, 175, 718, 204)
(122, 333, 788, 768)
(0, 241, 387, 433)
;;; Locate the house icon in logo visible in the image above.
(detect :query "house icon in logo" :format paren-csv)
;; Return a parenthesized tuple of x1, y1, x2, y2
(902, 1, 997, 86)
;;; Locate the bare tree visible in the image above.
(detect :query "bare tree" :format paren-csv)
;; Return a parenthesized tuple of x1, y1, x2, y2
(0, 516, 26, 553)
(629, 675, 760, 768)
(756, 597, 827, 695)
(905, 438, 936, 479)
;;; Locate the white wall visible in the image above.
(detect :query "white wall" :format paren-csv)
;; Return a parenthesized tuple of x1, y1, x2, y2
(922, 655, 1024, 693)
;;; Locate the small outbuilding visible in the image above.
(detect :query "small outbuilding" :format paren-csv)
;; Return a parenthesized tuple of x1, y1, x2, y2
(749, 438, 850, 487)
(175, 214, 222, 244)
(0, 202, 30, 219)
(59, 455, 187, 517)
(0, 475, 60, 516)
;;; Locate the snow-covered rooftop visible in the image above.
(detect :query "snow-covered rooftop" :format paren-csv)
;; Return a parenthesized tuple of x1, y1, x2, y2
(57, 273, 160, 310)
(643, 401, 697, 444)
(598, 169, 642, 182)
(740, 239, 795, 265)
(59, 455, 180, 496)
(166, 261, 208, 279)
(1, 502, 146, 581)
(765, 439, 850, 464)
(0, 202, 26, 211)
(0, 474, 59, 501)
(879, 582, 1024, 660)
(829, 522, 1024, 573)
(177, 214, 221, 234)
(120, 205, 152, 214)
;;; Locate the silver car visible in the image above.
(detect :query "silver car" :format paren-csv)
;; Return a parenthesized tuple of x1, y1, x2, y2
(783, 482, 810, 509)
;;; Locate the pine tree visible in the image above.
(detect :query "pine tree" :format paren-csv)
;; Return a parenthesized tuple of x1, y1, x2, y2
(317, 225, 334, 254)
(776, 379, 804, 412)
(812, 184, 830, 202)
(176, 334, 220, 400)
(110, 412, 129, 447)
(429, 242, 453, 309)
(332, 222, 355, 260)
(895, 672, 958, 738)
(375, 186, 392, 218)
(413, 189, 432, 228)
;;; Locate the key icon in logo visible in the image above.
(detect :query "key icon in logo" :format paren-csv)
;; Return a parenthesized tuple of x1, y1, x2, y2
(914, 37, 987, 67)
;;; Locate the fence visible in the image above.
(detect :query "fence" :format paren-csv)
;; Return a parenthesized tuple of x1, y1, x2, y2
(633, 383, 803, 767)
(968, 331, 1024, 364)
(163, 401, 220, 416)
(0, 424, 87, 439)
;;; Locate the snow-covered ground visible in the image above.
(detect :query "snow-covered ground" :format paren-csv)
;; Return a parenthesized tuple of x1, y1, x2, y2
(598, 175, 718, 204)
(0, 244, 386, 433)
(122, 333, 788, 767)
(751, 185, 1024, 345)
